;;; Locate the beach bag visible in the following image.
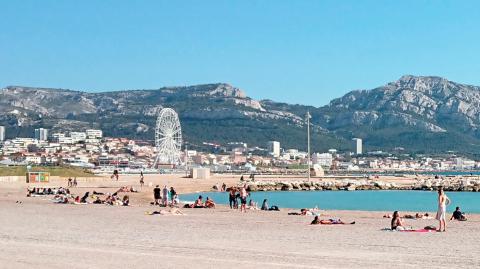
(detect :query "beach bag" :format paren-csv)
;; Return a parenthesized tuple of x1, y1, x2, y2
(424, 225, 436, 230)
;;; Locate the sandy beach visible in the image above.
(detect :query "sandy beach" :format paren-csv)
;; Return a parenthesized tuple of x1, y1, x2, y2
(1, 174, 479, 269)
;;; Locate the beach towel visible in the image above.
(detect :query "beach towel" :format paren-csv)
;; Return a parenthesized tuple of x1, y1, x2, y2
(381, 228, 437, 233)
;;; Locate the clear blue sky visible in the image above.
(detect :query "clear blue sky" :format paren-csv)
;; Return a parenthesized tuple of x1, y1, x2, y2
(1, 0, 479, 106)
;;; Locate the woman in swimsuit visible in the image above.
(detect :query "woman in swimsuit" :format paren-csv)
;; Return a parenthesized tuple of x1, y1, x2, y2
(436, 188, 451, 232)
(391, 211, 405, 230)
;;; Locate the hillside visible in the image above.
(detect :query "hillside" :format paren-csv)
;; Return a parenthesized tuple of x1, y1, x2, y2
(2, 75, 480, 155)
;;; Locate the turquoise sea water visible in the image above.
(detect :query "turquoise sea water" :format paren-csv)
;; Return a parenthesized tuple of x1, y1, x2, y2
(180, 191, 480, 213)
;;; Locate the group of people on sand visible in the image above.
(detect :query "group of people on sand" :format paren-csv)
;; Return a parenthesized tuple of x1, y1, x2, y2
(227, 185, 250, 212)
(184, 195, 216, 208)
(153, 185, 179, 206)
(67, 178, 78, 187)
(389, 188, 468, 232)
(27, 187, 70, 197)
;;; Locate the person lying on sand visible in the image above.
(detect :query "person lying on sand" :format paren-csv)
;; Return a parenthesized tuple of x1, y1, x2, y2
(146, 208, 185, 215)
(80, 192, 89, 203)
(52, 195, 69, 204)
(310, 216, 355, 225)
(92, 196, 103, 204)
(289, 209, 315, 216)
(415, 213, 432, 219)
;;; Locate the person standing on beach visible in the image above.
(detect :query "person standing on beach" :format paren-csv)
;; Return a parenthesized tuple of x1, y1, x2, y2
(162, 185, 169, 206)
(436, 188, 451, 232)
(228, 187, 236, 209)
(139, 172, 144, 189)
(153, 185, 161, 205)
(239, 186, 248, 213)
(170, 187, 177, 205)
(73, 178, 77, 187)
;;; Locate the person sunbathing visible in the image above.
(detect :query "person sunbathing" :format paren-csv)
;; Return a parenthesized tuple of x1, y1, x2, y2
(311, 216, 355, 225)
(53, 195, 69, 204)
(105, 195, 114, 205)
(122, 195, 130, 206)
(92, 196, 103, 204)
(288, 209, 313, 216)
(80, 192, 89, 203)
(147, 208, 185, 215)
(391, 211, 406, 230)
(192, 195, 204, 208)
(204, 197, 215, 208)
(415, 213, 432, 219)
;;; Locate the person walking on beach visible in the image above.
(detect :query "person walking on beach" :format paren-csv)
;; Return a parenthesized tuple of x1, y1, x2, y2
(112, 169, 119, 181)
(162, 185, 169, 206)
(436, 188, 451, 232)
(73, 178, 77, 187)
(139, 172, 144, 189)
(153, 185, 161, 205)
(221, 183, 226, 192)
(239, 186, 248, 213)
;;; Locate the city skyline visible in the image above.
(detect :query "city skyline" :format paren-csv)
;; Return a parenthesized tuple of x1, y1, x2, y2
(2, 1, 480, 106)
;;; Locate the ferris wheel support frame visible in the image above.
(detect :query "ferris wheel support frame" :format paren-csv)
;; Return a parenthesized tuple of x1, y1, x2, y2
(152, 108, 183, 168)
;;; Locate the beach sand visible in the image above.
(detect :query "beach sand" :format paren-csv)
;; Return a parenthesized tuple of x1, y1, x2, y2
(0, 174, 479, 268)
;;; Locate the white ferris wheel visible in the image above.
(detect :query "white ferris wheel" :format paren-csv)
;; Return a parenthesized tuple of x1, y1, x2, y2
(153, 108, 183, 167)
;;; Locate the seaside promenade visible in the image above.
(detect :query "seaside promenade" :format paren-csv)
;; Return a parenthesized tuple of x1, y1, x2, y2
(0, 174, 479, 268)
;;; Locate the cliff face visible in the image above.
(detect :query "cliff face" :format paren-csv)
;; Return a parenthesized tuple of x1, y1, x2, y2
(2, 75, 480, 154)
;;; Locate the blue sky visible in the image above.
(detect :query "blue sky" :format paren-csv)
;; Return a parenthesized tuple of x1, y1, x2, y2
(1, 1, 479, 106)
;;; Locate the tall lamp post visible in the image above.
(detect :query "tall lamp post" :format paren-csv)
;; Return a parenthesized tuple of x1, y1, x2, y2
(184, 141, 189, 177)
(306, 111, 311, 181)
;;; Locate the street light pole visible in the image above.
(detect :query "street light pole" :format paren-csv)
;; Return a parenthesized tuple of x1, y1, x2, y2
(306, 111, 311, 181)
(185, 142, 188, 177)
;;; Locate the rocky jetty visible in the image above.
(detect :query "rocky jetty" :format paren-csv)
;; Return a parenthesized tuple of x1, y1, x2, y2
(244, 178, 480, 192)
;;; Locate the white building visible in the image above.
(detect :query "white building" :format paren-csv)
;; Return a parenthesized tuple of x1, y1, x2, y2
(353, 138, 362, 155)
(0, 126, 5, 141)
(58, 137, 74, 145)
(34, 128, 49, 141)
(267, 141, 281, 158)
(86, 129, 103, 139)
(312, 153, 333, 167)
(70, 132, 87, 143)
(51, 133, 65, 142)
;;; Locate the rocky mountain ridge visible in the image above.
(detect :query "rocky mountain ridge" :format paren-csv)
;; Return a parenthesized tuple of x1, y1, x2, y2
(2, 75, 480, 154)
